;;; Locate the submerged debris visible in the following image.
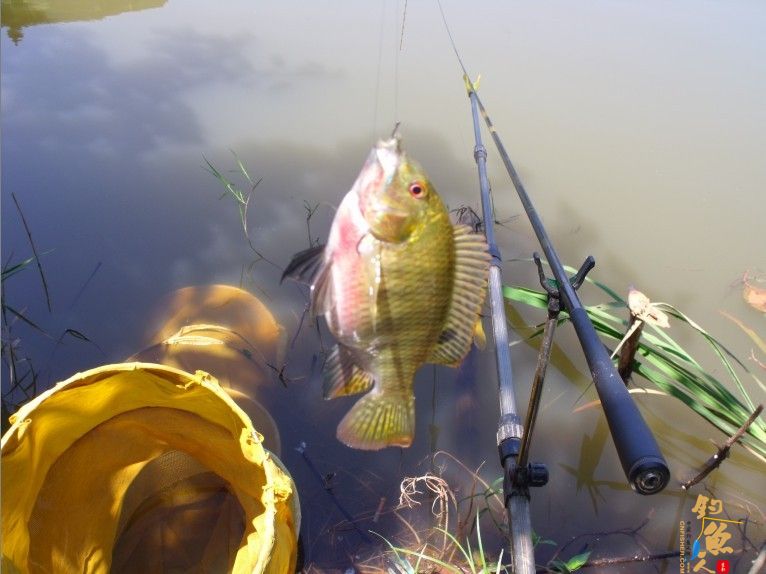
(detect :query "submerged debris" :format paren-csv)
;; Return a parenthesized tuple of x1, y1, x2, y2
(743, 270, 766, 313)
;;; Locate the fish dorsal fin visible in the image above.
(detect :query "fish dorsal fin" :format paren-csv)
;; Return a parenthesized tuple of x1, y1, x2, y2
(428, 224, 490, 367)
(281, 244, 334, 316)
(323, 344, 375, 399)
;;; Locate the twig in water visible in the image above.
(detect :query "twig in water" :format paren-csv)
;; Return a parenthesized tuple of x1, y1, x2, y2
(71, 261, 102, 308)
(681, 404, 764, 490)
(569, 550, 680, 570)
(295, 441, 372, 544)
(303, 201, 320, 248)
(11, 193, 52, 312)
(451, 205, 482, 232)
(546, 510, 656, 567)
(265, 362, 302, 388)
(372, 497, 386, 523)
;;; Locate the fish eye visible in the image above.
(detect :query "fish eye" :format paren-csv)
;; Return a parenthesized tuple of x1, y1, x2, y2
(409, 182, 426, 198)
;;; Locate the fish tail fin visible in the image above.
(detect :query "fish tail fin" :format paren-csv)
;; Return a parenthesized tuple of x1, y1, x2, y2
(337, 391, 415, 450)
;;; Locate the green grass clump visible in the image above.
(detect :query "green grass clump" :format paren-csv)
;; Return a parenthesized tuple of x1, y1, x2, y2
(378, 515, 507, 574)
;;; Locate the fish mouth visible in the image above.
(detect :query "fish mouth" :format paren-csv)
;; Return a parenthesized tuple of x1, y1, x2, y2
(374, 137, 402, 182)
(356, 131, 413, 242)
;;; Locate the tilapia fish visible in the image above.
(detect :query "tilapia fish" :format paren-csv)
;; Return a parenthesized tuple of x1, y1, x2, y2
(283, 135, 489, 450)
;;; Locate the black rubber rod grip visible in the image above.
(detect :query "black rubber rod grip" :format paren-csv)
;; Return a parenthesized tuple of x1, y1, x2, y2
(569, 307, 670, 494)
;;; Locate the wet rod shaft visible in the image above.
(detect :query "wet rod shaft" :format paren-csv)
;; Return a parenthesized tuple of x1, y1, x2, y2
(473, 93, 669, 495)
(468, 85, 535, 574)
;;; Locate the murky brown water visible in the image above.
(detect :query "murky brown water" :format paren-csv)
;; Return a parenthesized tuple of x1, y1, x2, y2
(2, 0, 765, 571)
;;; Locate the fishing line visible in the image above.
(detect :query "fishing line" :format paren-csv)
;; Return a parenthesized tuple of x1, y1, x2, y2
(372, 0, 407, 135)
(393, 0, 400, 123)
(372, 0, 387, 139)
(399, 0, 408, 51)
(435, 0, 471, 80)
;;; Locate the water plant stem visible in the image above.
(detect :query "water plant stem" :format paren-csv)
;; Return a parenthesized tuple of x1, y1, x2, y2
(295, 441, 373, 544)
(11, 193, 51, 312)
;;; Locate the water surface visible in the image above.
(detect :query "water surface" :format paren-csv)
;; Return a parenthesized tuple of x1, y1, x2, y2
(2, 0, 765, 571)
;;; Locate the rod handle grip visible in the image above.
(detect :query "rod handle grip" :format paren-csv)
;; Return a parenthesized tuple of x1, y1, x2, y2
(570, 308, 670, 495)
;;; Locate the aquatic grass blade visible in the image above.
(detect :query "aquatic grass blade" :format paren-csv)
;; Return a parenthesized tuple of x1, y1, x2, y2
(475, 514, 487, 572)
(1, 256, 37, 282)
(721, 311, 766, 355)
(494, 548, 505, 574)
(503, 281, 766, 460)
(657, 303, 763, 406)
(3, 304, 50, 337)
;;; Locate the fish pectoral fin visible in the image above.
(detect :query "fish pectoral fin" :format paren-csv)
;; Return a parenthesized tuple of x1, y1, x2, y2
(337, 391, 415, 450)
(281, 244, 334, 316)
(428, 224, 490, 367)
(323, 344, 375, 399)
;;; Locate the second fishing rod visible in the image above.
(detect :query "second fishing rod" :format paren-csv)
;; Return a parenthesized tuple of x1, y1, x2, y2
(466, 79, 670, 496)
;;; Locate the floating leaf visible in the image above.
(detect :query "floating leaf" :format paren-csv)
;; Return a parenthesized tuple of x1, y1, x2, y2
(564, 550, 591, 571)
(743, 270, 766, 312)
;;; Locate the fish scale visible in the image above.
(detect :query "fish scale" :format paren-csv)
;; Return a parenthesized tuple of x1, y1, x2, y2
(370, 220, 455, 389)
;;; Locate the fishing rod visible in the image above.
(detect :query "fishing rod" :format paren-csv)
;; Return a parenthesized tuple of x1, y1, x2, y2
(435, 6, 669, 572)
(460, 76, 670, 574)
(468, 85, 670, 496)
(463, 77, 537, 573)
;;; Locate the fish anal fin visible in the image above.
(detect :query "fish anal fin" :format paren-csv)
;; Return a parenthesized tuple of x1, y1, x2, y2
(337, 392, 415, 451)
(428, 224, 490, 367)
(281, 244, 333, 316)
(323, 345, 374, 399)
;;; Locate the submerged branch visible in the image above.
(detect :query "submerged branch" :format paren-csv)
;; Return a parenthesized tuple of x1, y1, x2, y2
(295, 441, 373, 544)
(681, 404, 764, 489)
(562, 550, 680, 571)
